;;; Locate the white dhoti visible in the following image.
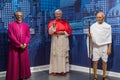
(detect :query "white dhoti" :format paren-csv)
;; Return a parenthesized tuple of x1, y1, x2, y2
(92, 44, 108, 62)
(87, 22, 112, 62)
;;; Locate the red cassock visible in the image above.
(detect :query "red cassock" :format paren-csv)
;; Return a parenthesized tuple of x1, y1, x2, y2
(6, 21, 31, 80)
(48, 19, 72, 35)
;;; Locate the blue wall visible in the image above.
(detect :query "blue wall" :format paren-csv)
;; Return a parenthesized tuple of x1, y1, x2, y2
(0, 0, 120, 73)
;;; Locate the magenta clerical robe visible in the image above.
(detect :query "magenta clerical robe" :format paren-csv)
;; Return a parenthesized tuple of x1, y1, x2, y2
(6, 21, 31, 80)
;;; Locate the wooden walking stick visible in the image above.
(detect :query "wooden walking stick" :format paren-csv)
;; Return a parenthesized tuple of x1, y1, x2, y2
(88, 18, 92, 80)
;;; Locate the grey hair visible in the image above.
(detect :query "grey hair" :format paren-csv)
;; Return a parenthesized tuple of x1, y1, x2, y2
(54, 9, 62, 14)
(14, 11, 23, 16)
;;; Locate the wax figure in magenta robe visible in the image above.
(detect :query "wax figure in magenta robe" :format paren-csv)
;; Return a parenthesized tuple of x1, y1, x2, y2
(6, 11, 31, 80)
(48, 15, 72, 75)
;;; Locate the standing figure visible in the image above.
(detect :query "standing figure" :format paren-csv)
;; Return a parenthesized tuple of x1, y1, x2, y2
(88, 12, 112, 80)
(48, 9, 72, 76)
(6, 11, 31, 80)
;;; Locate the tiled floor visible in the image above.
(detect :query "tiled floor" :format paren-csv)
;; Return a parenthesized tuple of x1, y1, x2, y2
(0, 70, 120, 80)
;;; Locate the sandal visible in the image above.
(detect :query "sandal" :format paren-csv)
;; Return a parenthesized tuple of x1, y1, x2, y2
(103, 77, 108, 80)
(93, 78, 97, 80)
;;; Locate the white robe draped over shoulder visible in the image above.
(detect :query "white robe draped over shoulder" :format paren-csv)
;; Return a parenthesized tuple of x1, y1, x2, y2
(91, 22, 112, 46)
(87, 22, 112, 58)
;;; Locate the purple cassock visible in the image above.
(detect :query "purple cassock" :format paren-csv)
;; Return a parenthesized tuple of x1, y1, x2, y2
(6, 21, 31, 80)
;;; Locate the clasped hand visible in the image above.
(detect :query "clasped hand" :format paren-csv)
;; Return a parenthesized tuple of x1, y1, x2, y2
(20, 43, 27, 49)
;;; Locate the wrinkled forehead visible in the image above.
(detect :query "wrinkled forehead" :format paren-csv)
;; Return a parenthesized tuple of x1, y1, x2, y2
(55, 12, 62, 15)
(96, 12, 105, 18)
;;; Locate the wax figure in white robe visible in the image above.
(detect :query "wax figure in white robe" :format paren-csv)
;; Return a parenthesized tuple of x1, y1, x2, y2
(90, 22, 112, 62)
(48, 19, 72, 75)
(87, 21, 112, 80)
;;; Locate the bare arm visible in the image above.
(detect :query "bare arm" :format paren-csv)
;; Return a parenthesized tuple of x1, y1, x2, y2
(107, 43, 112, 55)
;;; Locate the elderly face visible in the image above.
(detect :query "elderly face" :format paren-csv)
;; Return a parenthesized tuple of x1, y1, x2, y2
(14, 12, 23, 21)
(55, 11, 62, 20)
(96, 12, 104, 24)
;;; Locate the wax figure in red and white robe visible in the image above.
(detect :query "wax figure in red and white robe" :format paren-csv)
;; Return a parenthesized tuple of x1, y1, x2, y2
(6, 11, 31, 80)
(48, 9, 72, 76)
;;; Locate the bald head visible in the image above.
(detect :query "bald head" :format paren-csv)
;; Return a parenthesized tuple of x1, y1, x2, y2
(97, 12, 105, 18)
(54, 9, 62, 20)
(96, 12, 105, 24)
